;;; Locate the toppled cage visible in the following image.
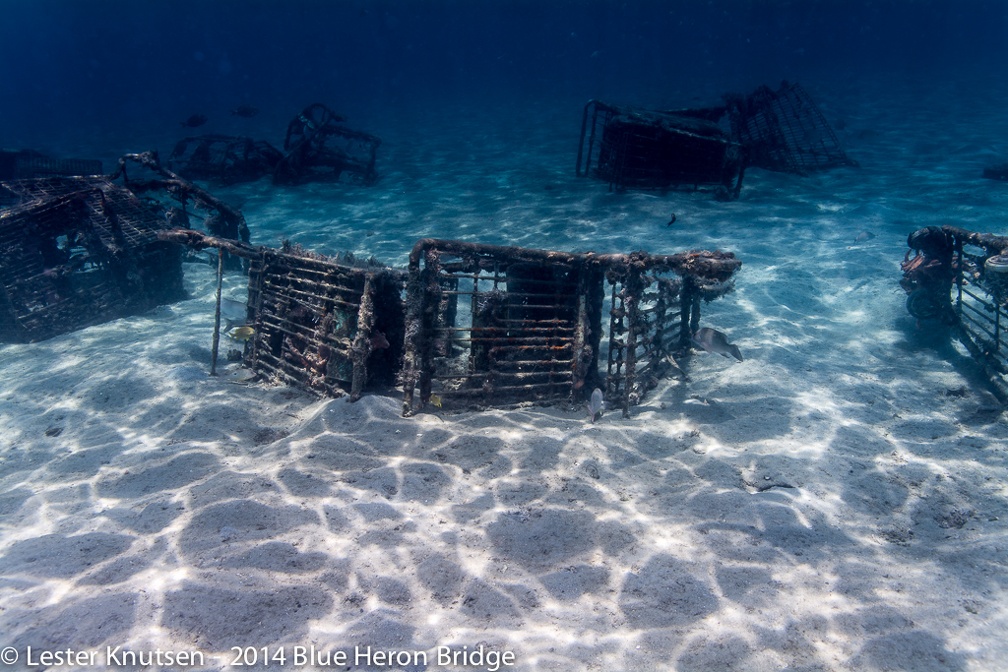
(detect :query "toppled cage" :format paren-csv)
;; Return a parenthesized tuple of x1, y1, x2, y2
(159, 230, 405, 400)
(400, 239, 741, 416)
(577, 101, 746, 198)
(724, 81, 856, 175)
(0, 176, 185, 342)
(576, 81, 854, 196)
(245, 245, 405, 399)
(167, 135, 283, 184)
(901, 225, 1008, 401)
(273, 103, 382, 185)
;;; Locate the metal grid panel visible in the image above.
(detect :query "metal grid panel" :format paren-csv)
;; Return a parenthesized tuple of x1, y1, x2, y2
(577, 100, 745, 198)
(0, 178, 183, 343)
(245, 248, 405, 400)
(401, 239, 599, 415)
(727, 81, 855, 175)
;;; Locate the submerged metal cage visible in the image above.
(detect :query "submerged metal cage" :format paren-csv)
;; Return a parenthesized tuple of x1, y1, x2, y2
(401, 239, 741, 416)
(244, 244, 405, 400)
(167, 135, 283, 184)
(273, 103, 381, 186)
(0, 176, 184, 342)
(901, 225, 1008, 401)
(577, 100, 745, 198)
(0, 149, 102, 181)
(725, 81, 856, 175)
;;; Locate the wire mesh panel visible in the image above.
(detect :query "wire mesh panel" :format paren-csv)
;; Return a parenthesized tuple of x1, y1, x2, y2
(401, 239, 602, 415)
(577, 100, 745, 198)
(0, 177, 184, 342)
(725, 81, 856, 175)
(245, 245, 405, 400)
(901, 225, 1008, 401)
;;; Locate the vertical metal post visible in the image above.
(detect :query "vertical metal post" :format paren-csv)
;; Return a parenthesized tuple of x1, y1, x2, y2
(210, 247, 224, 376)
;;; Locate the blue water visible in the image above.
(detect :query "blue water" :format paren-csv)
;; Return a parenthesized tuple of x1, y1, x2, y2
(2, 0, 1005, 159)
(3, 3, 1008, 670)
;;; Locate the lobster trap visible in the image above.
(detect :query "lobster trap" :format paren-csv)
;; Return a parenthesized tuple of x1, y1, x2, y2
(901, 225, 1008, 401)
(400, 239, 740, 416)
(0, 176, 184, 342)
(724, 81, 856, 175)
(577, 101, 746, 198)
(273, 103, 382, 186)
(167, 135, 283, 184)
(244, 244, 405, 399)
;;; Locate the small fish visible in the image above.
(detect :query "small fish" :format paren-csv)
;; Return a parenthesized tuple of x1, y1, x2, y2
(666, 213, 677, 227)
(231, 104, 259, 118)
(853, 231, 876, 244)
(692, 327, 743, 362)
(586, 387, 604, 422)
(227, 325, 255, 342)
(220, 297, 247, 332)
(180, 113, 208, 128)
(429, 393, 443, 408)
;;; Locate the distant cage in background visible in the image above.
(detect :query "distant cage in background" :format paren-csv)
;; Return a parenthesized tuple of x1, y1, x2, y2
(0, 176, 184, 343)
(0, 149, 103, 181)
(901, 225, 1008, 401)
(167, 135, 283, 184)
(400, 239, 741, 417)
(725, 81, 856, 175)
(576, 100, 746, 198)
(244, 244, 406, 400)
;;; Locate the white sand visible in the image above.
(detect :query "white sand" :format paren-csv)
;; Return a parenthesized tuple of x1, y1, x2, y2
(2, 74, 1008, 671)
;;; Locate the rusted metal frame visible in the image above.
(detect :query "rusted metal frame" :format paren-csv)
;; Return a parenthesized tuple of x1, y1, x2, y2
(577, 100, 616, 178)
(157, 228, 260, 259)
(940, 225, 1008, 256)
(618, 266, 648, 417)
(347, 274, 379, 401)
(409, 238, 583, 270)
(260, 275, 361, 311)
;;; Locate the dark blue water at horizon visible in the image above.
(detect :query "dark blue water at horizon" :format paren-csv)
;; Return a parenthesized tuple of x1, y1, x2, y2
(2, 0, 1005, 157)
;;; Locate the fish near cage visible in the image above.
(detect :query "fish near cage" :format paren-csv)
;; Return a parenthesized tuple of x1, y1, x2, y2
(724, 81, 856, 175)
(400, 239, 742, 417)
(243, 243, 406, 400)
(601, 249, 741, 415)
(577, 100, 746, 198)
(0, 176, 184, 343)
(901, 225, 1008, 402)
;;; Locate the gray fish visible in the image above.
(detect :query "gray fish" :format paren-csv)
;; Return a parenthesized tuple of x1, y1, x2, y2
(181, 113, 208, 128)
(853, 230, 876, 244)
(692, 327, 743, 362)
(220, 297, 247, 332)
(586, 388, 604, 422)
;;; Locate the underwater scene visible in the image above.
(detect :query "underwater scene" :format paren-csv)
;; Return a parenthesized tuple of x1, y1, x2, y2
(1, 1, 1007, 670)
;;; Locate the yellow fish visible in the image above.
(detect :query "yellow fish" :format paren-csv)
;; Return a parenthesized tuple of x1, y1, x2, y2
(227, 326, 255, 342)
(429, 393, 442, 408)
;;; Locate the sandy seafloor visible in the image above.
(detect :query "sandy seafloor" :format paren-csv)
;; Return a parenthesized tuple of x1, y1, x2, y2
(2, 72, 1008, 671)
